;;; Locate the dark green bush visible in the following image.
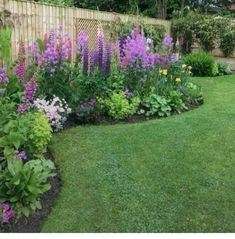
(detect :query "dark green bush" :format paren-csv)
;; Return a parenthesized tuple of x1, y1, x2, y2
(184, 52, 216, 77)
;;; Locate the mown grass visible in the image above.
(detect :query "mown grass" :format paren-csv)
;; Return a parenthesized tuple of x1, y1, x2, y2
(42, 75, 235, 232)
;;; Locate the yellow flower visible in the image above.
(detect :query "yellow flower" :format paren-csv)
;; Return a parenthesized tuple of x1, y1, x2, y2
(159, 69, 163, 74)
(162, 69, 168, 76)
(176, 77, 181, 83)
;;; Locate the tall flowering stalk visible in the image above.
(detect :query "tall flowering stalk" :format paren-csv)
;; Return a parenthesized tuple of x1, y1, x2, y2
(119, 26, 157, 70)
(23, 78, 37, 101)
(89, 49, 98, 75)
(17, 76, 37, 114)
(97, 32, 104, 72)
(43, 27, 72, 76)
(14, 41, 26, 85)
(77, 31, 89, 75)
(102, 43, 113, 76)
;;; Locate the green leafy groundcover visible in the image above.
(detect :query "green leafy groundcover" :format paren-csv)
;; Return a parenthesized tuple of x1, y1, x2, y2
(42, 75, 235, 232)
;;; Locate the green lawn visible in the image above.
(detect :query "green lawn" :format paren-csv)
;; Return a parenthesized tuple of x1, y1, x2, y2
(42, 75, 235, 232)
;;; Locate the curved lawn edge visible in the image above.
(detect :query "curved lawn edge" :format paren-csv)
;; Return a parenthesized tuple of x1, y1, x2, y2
(42, 76, 235, 232)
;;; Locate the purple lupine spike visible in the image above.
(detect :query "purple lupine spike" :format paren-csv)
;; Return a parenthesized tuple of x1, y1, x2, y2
(14, 41, 26, 85)
(76, 31, 89, 75)
(0, 68, 8, 84)
(89, 49, 98, 75)
(82, 41, 89, 76)
(102, 43, 112, 76)
(120, 29, 156, 70)
(97, 32, 104, 72)
(23, 78, 37, 101)
(77, 31, 88, 57)
(119, 37, 126, 58)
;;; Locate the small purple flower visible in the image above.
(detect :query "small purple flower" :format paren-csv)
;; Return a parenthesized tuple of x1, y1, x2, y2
(7, 209, 15, 218)
(17, 151, 27, 160)
(124, 88, 133, 98)
(0, 68, 9, 84)
(1, 202, 15, 224)
(2, 214, 9, 223)
(2, 203, 10, 211)
(162, 35, 173, 47)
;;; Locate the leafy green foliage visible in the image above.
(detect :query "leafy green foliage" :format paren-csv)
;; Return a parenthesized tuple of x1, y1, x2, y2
(0, 110, 52, 160)
(0, 27, 12, 63)
(173, 12, 234, 54)
(0, 158, 55, 218)
(28, 112, 52, 156)
(112, 20, 166, 47)
(100, 92, 140, 120)
(217, 62, 232, 76)
(141, 94, 171, 117)
(34, 0, 73, 6)
(180, 82, 203, 105)
(220, 31, 235, 57)
(184, 52, 216, 77)
(168, 90, 187, 114)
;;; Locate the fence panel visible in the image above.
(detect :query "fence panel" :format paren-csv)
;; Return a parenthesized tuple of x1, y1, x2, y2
(1, 0, 172, 61)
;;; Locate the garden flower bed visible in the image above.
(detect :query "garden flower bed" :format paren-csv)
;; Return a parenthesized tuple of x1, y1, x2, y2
(0, 24, 203, 232)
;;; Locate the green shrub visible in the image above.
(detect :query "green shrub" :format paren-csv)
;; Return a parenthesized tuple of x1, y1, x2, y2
(140, 94, 171, 117)
(168, 90, 187, 114)
(220, 31, 235, 57)
(28, 112, 52, 156)
(100, 92, 140, 120)
(184, 52, 216, 77)
(180, 82, 203, 105)
(217, 63, 232, 76)
(0, 111, 52, 159)
(0, 158, 55, 219)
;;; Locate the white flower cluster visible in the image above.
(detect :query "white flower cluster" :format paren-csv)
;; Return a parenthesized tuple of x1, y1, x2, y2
(34, 96, 72, 132)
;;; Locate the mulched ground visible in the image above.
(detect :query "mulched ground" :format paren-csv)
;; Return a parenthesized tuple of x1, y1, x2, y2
(0, 152, 61, 233)
(67, 100, 203, 127)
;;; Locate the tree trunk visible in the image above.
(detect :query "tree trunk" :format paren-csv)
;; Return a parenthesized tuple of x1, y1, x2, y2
(180, 0, 185, 14)
(155, 0, 168, 19)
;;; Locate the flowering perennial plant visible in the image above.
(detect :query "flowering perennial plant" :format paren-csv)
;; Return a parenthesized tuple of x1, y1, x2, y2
(13, 41, 26, 85)
(1, 202, 15, 224)
(17, 151, 27, 160)
(34, 96, 71, 131)
(120, 27, 156, 70)
(0, 68, 8, 84)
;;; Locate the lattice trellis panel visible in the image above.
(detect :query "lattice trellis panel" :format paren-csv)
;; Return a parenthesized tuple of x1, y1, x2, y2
(74, 18, 116, 51)
(75, 18, 99, 50)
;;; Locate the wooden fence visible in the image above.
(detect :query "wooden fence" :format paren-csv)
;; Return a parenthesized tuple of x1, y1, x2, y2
(0, 0, 172, 61)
